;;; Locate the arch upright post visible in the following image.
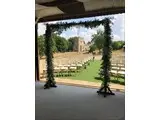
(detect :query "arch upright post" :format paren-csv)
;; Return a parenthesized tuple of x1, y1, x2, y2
(44, 24, 57, 89)
(97, 18, 115, 97)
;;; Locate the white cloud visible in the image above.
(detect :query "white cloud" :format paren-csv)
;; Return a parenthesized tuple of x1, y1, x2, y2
(60, 32, 77, 39)
(60, 28, 97, 42)
(88, 28, 97, 34)
(113, 15, 118, 19)
(121, 28, 124, 33)
(61, 31, 122, 42)
(38, 23, 46, 35)
(71, 27, 78, 34)
(113, 34, 121, 41)
(79, 31, 91, 42)
(38, 21, 60, 36)
(95, 25, 104, 31)
(78, 28, 98, 42)
(60, 26, 98, 42)
(120, 14, 125, 40)
(60, 33, 67, 38)
(111, 15, 118, 24)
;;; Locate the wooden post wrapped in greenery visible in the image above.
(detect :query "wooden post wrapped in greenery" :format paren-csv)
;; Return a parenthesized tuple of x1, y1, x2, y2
(97, 18, 115, 97)
(44, 24, 57, 89)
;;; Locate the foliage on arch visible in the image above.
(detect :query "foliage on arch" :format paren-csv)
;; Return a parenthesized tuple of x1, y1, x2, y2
(44, 18, 113, 88)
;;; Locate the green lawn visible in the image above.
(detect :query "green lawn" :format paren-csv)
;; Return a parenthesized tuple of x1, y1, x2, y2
(65, 60, 125, 85)
(66, 60, 101, 83)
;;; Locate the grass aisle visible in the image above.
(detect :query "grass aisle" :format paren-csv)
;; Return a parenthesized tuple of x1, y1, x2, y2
(66, 60, 101, 83)
(65, 60, 125, 85)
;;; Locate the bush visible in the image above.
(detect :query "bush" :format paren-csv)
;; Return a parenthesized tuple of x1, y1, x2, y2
(112, 41, 125, 50)
(89, 44, 96, 53)
(38, 35, 45, 58)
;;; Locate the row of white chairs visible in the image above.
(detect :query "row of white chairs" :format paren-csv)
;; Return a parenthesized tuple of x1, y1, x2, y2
(41, 58, 93, 78)
(110, 63, 125, 76)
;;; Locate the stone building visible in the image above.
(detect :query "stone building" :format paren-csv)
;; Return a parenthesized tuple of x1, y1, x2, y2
(73, 37, 85, 52)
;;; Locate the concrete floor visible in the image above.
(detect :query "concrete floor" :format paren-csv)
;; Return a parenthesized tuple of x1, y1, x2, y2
(35, 82, 125, 120)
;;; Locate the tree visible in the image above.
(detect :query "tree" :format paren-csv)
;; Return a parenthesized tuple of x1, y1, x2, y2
(92, 30, 104, 52)
(68, 37, 79, 51)
(38, 35, 45, 58)
(54, 35, 68, 52)
(89, 44, 96, 53)
(112, 41, 125, 50)
(38, 33, 58, 58)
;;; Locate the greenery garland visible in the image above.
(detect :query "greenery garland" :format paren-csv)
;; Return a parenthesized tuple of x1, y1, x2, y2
(49, 17, 113, 33)
(44, 17, 114, 92)
(44, 24, 56, 89)
(97, 18, 115, 97)
(102, 18, 112, 86)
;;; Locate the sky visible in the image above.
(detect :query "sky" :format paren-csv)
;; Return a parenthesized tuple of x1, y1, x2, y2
(38, 13, 124, 42)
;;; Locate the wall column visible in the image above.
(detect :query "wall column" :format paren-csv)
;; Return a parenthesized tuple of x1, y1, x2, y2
(35, 24, 40, 81)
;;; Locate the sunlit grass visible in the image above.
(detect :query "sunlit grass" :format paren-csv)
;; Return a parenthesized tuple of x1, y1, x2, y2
(65, 60, 125, 85)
